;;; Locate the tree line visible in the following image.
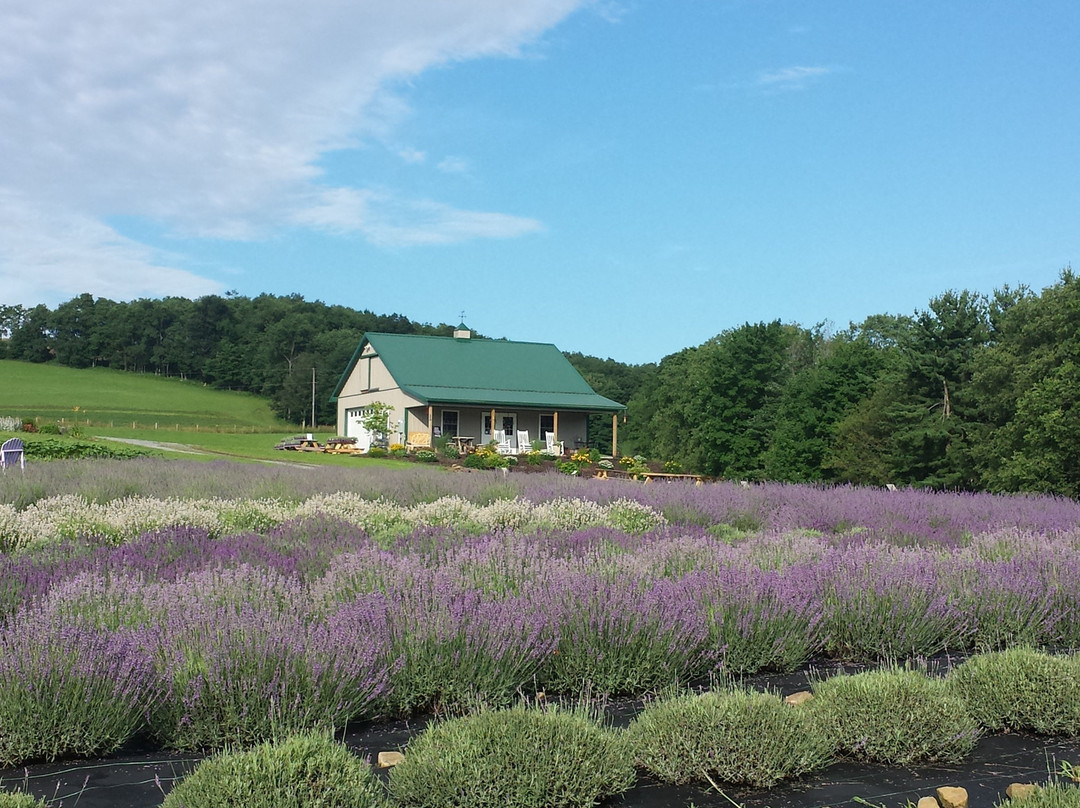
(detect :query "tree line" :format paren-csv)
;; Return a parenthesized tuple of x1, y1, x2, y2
(0, 292, 454, 426)
(2, 269, 1078, 497)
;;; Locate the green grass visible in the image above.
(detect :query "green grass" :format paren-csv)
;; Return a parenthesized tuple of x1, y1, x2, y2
(0, 360, 290, 430)
(0, 360, 414, 467)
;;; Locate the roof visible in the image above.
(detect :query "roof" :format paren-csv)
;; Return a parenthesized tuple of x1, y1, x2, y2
(330, 332, 626, 411)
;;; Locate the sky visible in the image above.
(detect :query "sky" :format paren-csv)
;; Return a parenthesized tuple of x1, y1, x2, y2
(2, 1, 1078, 365)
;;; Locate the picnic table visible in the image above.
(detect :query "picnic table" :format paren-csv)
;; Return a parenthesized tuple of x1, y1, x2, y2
(449, 436, 475, 453)
(323, 437, 359, 454)
(273, 436, 323, 452)
(594, 468, 707, 485)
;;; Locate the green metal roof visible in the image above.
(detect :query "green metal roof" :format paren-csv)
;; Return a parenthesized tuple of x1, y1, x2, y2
(330, 332, 625, 411)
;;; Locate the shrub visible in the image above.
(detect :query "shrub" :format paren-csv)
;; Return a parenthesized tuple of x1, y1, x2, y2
(625, 689, 832, 788)
(811, 667, 979, 765)
(161, 732, 386, 808)
(0, 416, 22, 432)
(152, 595, 388, 751)
(662, 460, 683, 474)
(994, 782, 1080, 808)
(20, 423, 36, 433)
(0, 610, 159, 767)
(946, 648, 1080, 735)
(389, 705, 634, 808)
(462, 452, 486, 469)
(556, 461, 580, 476)
(0, 794, 48, 808)
(414, 450, 438, 463)
(366, 447, 387, 458)
(440, 443, 460, 459)
(35, 424, 61, 435)
(525, 451, 544, 466)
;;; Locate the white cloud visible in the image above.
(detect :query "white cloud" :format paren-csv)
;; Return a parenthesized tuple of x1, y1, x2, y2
(0, 191, 225, 307)
(398, 148, 428, 164)
(756, 65, 832, 91)
(437, 156, 471, 174)
(292, 187, 542, 245)
(0, 0, 584, 302)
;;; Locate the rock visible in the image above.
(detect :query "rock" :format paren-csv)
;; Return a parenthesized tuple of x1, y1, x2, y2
(377, 751, 405, 768)
(936, 786, 968, 808)
(917, 796, 940, 808)
(784, 691, 813, 706)
(1006, 784, 1039, 801)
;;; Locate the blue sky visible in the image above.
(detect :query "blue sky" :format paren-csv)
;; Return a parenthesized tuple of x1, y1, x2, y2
(2, 1, 1077, 364)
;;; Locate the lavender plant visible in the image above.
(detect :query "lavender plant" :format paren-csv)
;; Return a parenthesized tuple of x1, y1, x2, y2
(625, 688, 833, 788)
(811, 667, 980, 765)
(0, 606, 160, 766)
(388, 705, 634, 808)
(161, 732, 387, 808)
(945, 648, 1080, 735)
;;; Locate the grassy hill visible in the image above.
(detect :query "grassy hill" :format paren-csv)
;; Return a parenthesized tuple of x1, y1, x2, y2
(0, 360, 291, 432)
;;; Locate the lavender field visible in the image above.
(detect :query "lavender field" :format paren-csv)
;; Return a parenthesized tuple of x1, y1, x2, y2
(2, 459, 1080, 771)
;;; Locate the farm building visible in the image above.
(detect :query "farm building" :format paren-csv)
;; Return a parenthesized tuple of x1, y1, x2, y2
(329, 325, 625, 453)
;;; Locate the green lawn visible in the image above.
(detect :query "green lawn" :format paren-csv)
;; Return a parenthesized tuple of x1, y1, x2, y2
(84, 426, 402, 467)
(0, 360, 290, 430)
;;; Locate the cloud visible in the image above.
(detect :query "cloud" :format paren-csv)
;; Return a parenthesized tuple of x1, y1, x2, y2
(398, 148, 428, 164)
(293, 187, 542, 245)
(0, 191, 225, 307)
(756, 65, 833, 91)
(437, 156, 471, 174)
(0, 0, 584, 302)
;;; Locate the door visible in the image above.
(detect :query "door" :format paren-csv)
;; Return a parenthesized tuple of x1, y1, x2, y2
(482, 412, 517, 446)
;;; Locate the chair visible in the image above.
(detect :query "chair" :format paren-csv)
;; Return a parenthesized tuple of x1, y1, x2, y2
(492, 430, 514, 455)
(406, 431, 432, 453)
(0, 438, 25, 471)
(544, 432, 564, 457)
(516, 430, 532, 454)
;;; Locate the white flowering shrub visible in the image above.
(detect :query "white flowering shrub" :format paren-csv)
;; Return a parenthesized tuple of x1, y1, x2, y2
(0, 492, 667, 553)
(0, 416, 22, 432)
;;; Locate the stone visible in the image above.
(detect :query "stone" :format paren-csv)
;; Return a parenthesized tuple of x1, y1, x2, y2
(1006, 784, 1039, 801)
(917, 796, 940, 808)
(784, 691, 813, 706)
(377, 751, 405, 768)
(936, 786, 968, 808)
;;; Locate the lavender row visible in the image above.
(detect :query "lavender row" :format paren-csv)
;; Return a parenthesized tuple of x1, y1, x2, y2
(2, 519, 1079, 765)
(4, 459, 1080, 546)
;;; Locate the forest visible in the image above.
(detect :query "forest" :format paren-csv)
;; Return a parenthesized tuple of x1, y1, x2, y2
(2, 268, 1078, 497)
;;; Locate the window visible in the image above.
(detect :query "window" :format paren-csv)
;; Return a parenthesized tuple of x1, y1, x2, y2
(539, 413, 555, 440)
(441, 410, 459, 438)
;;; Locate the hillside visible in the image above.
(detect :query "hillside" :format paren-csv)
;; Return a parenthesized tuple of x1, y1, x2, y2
(0, 360, 289, 431)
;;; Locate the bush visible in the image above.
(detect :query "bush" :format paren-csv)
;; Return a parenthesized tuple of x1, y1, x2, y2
(35, 424, 61, 435)
(625, 689, 832, 788)
(462, 452, 486, 469)
(414, 450, 438, 463)
(388, 705, 635, 808)
(0, 792, 49, 808)
(811, 667, 979, 765)
(946, 648, 1080, 735)
(161, 733, 386, 808)
(366, 447, 387, 458)
(0, 611, 159, 767)
(994, 782, 1080, 808)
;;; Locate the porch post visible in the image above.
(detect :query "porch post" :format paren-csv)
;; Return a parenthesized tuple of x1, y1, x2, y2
(612, 412, 618, 457)
(490, 408, 496, 444)
(553, 411, 559, 441)
(427, 405, 433, 440)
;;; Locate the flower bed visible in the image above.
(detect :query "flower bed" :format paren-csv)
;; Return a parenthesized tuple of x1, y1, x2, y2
(1, 461, 1079, 805)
